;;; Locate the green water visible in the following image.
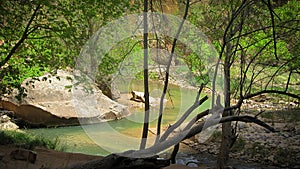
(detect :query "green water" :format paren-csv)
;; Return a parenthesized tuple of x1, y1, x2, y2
(25, 81, 211, 156)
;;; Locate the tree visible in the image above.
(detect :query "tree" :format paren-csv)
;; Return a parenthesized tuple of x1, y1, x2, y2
(189, 0, 300, 168)
(2, 0, 299, 168)
(0, 0, 135, 98)
(67, 0, 299, 168)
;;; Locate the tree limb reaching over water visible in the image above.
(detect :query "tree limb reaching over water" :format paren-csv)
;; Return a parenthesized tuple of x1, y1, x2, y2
(68, 112, 276, 169)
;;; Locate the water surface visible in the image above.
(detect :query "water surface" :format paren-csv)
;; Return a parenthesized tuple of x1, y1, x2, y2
(26, 81, 210, 156)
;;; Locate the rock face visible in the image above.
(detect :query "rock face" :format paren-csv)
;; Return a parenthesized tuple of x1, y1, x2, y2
(0, 70, 130, 127)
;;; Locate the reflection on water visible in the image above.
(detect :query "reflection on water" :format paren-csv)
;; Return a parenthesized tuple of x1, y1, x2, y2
(26, 81, 211, 156)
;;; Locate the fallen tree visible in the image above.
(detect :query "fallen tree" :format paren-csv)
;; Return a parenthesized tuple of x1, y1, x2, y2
(67, 114, 277, 169)
(67, 86, 277, 169)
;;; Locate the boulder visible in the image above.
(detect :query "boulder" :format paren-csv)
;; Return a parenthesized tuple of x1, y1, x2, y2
(10, 149, 37, 164)
(0, 70, 130, 127)
(0, 114, 19, 130)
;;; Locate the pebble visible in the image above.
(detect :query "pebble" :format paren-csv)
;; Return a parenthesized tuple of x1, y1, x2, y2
(261, 135, 267, 141)
(192, 119, 299, 168)
(282, 133, 290, 138)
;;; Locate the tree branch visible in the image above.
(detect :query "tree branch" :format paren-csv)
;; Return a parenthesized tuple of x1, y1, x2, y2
(225, 89, 300, 113)
(155, 0, 190, 143)
(158, 85, 207, 142)
(184, 115, 277, 140)
(0, 4, 41, 68)
(243, 89, 300, 100)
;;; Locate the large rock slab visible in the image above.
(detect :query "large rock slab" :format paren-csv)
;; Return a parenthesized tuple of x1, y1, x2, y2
(0, 70, 130, 127)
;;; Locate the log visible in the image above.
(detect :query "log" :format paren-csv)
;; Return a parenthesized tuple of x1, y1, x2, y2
(68, 153, 170, 169)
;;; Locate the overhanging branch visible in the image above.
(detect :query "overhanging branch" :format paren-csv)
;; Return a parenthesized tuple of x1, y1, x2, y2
(0, 4, 41, 68)
(244, 90, 300, 100)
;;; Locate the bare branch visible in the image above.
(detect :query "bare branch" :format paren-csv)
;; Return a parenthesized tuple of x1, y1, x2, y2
(243, 89, 300, 100)
(262, 0, 279, 60)
(158, 86, 207, 143)
(184, 115, 277, 141)
(285, 69, 292, 92)
(156, 0, 190, 143)
(264, 58, 294, 88)
(226, 89, 300, 112)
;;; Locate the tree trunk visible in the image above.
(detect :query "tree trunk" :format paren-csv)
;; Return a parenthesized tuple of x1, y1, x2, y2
(217, 37, 233, 168)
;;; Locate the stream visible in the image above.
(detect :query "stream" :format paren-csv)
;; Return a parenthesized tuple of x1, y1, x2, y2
(25, 81, 209, 155)
(24, 81, 278, 168)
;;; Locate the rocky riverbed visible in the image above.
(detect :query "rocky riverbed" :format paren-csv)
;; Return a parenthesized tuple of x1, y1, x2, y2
(184, 100, 300, 169)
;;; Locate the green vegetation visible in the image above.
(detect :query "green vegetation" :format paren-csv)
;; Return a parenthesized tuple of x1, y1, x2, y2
(247, 141, 271, 159)
(0, 0, 299, 168)
(231, 136, 246, 152)
(189, 0, 300, 95)
(0, 130, 65, 151)
(260, 109, 300, 123)
(0, 0, 138, 98)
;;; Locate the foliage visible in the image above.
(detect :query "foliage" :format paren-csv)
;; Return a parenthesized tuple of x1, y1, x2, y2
(0, 0, 137, 97)
(189, 0, 299, 166)
(0, 130, 65, 151)
(189, 0, 300, 95)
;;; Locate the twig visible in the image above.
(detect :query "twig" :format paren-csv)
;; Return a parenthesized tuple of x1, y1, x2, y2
(155, 0, 190, 143)
(170, 143, 179, 164)
(255, 110, 265, 118)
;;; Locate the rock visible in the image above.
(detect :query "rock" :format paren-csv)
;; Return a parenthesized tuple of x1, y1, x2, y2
(0, 114, 10, 123)
(10, 149, 37, 164)
(296, 128, 300, 135)
(149, 47, 177, 66)
(254, 94, 267, 102)
(288, 102, 297, 106)
(282, 133, 290, 138)
(0, 121, 19, 130)
(1, 70, 130, 127)
(283, 124, 296, 132)
(97, 80, 121, 100)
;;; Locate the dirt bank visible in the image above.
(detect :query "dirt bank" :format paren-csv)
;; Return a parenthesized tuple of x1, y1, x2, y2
(0, 145, 209, 169)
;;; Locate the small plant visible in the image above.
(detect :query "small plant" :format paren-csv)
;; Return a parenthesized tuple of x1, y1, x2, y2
(231, 136, 246, 152)
(274, 147, 298, 167)
(0, 130, 66, 151)
(209, 130, 222, 142)
(247, 141, 271, 159)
